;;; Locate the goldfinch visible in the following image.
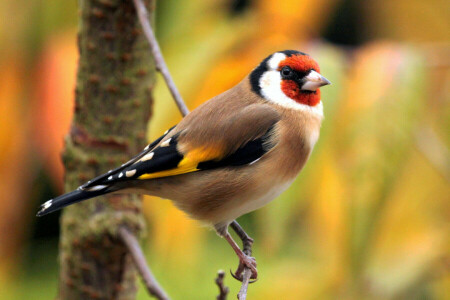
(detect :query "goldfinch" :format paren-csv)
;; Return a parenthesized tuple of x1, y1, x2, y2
(37, 50, 330, 280)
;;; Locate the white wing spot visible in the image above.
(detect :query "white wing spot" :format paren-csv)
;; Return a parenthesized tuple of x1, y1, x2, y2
(108, 176, 113, 180)
(249, 158, 261, 165)
(161, 138, 171, 147)
(126, 170, 136, 177)
(86, 185, 108, 191)
(164, 129, 169, 134)
(118, 172, 123, 178)
(42, 200, 53, 210)
(144, 144, 150, 150)
(140, 152, 154, 162)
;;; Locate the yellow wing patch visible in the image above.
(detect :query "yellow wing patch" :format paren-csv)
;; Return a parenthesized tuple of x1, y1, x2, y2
(183, 146, 224, 162)
(137, 145, 224, 180)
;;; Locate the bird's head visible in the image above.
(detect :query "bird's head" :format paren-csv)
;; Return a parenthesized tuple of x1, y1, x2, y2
(250, 50, 330, 113)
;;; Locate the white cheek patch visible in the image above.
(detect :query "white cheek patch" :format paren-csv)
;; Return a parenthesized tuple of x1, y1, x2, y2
(260, 71, 285, 103)
(259, 71, 324, 118)
(267, 53, 287, 70)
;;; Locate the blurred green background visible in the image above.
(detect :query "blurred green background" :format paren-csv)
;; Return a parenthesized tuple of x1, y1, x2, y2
(0, 0, 448, 299)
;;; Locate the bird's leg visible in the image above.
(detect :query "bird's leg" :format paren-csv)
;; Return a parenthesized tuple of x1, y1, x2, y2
(223, 232, 257, 281)
(225, 220, 257, 281)
(230, 221, 254, 255)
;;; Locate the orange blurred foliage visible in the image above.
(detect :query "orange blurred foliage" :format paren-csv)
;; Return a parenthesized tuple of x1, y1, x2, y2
(0, 53, 30, 281)
(32, 32, 78, 191)
(0, 0, 448, 298)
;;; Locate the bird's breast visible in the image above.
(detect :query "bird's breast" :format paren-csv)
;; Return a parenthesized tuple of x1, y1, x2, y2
(228, 178, 294, 220)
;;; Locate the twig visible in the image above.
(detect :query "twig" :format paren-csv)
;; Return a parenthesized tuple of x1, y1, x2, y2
(230, 221, 254, 300)
(118, 226, 170, 300)
(132, 0, 190, 117)
(237, 269, 252, 300)
(215, 270, 229, 300)
(130, 1, 184, 298)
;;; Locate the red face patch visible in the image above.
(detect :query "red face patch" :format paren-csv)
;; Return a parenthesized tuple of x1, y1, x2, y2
(281, 80, 321, 106)
(278, 54, 321, 106)
(278, 55, 320, 73)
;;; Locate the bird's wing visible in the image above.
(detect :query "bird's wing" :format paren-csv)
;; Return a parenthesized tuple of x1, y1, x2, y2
(80, 125, 176, 190)
(82, 104, 280, 189)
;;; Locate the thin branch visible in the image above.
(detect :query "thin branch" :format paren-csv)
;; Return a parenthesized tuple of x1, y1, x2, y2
(215, 270, 229, 300)
(237, 269, 252, 300)
(231, 221, 255, 300)
(132, 0, 190, 117)
(118, 226, 170, 300)
(130, 1, 185, 298)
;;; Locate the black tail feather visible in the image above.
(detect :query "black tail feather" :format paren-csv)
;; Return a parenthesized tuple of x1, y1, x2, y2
(36, 187, 113, 217)
(36, 125, 178, 217)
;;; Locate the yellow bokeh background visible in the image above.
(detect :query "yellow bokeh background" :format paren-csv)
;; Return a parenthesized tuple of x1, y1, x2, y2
(0, 0, 448, 299)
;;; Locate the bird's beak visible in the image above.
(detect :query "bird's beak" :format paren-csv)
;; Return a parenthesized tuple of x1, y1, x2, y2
(301, 70, 331, 91)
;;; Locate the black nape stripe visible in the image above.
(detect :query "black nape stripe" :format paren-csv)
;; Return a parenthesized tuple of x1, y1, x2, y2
(249, 55, 270, 97)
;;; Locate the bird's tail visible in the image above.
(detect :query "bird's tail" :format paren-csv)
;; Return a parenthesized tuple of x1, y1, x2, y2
(36, 186, 116, 217)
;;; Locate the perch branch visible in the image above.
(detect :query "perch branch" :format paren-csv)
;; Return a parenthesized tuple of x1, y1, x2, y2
(132, 0, 190, 116)
(128, 2, 185, 298)
(215, 270, 229, 300)
(118, 226, 170, 300)
(237, 269, 252, 300)
(230, 221, 254, 300)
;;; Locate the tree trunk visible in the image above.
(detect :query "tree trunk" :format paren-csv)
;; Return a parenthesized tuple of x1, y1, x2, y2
(59, 0, 155, 299)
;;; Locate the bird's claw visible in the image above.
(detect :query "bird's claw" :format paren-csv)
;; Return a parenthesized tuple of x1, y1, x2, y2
(230, 269, 258, 283)
(230, 255, 258, 282)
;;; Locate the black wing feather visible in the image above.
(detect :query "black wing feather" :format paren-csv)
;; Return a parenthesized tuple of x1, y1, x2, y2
(81, 125, 176, 189)
(114, 125, 276, 181)
(197, 126, 274, 170)
(83, 124, 276, 186)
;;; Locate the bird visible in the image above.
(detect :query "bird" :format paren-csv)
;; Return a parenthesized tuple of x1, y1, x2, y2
(37, 50, 331, 281)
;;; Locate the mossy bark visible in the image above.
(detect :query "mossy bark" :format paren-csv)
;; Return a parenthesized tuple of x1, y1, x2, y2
(59, 0, 155, 299)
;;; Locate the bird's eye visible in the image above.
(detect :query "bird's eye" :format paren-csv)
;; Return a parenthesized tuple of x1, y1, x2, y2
(281, 66, 293, 78)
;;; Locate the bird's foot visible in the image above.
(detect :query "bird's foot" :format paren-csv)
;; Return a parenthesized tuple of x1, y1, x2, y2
(230, 253, 258, 282)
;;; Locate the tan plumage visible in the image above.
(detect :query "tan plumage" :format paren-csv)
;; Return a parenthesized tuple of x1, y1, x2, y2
(134, 78, 321, 234)
(37, 50, 330, 280)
